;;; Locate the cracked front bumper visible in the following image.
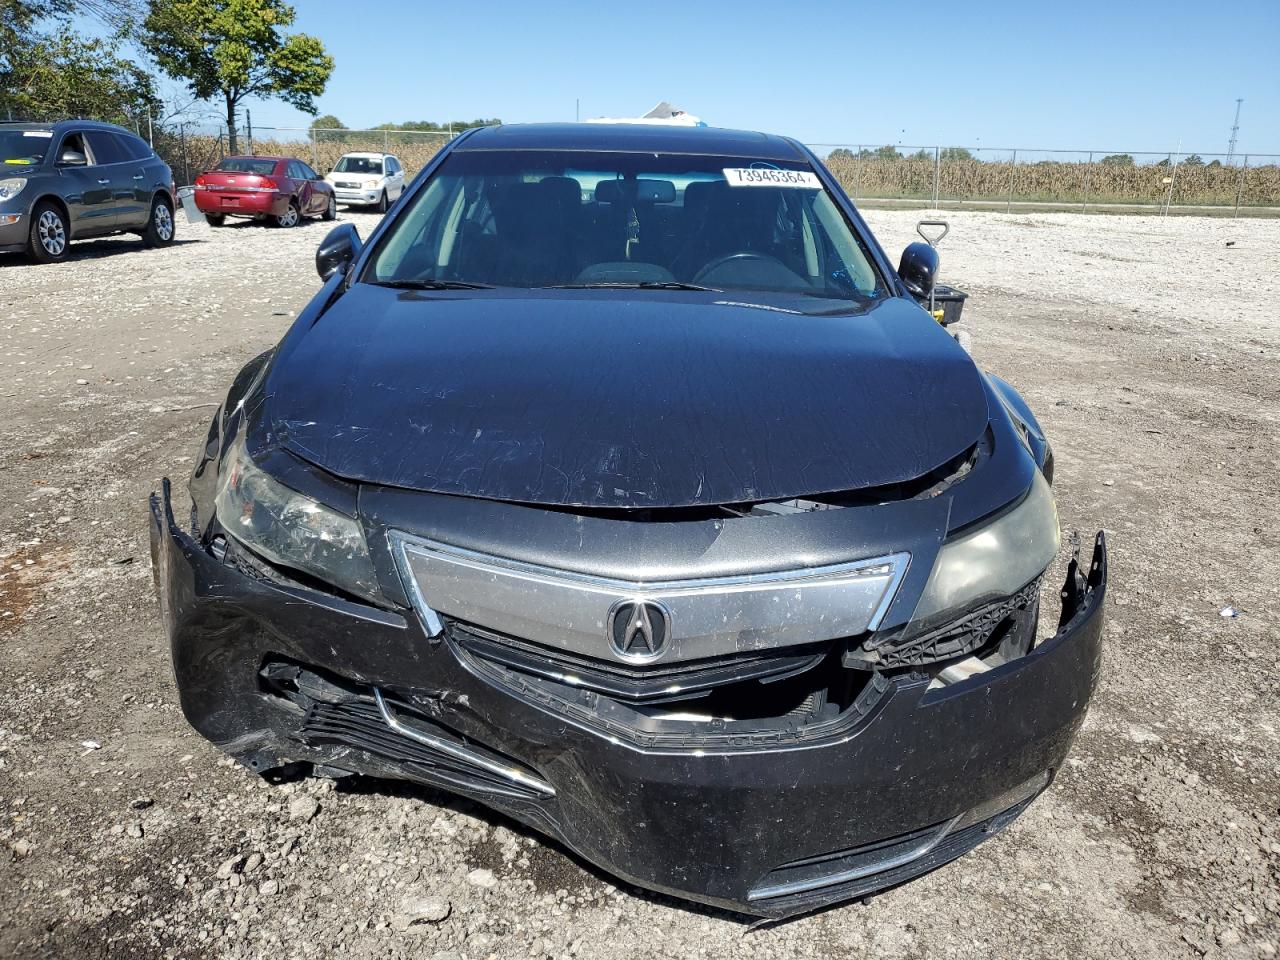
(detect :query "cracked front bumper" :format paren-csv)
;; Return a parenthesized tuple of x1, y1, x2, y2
(150, 480, 1106, 918)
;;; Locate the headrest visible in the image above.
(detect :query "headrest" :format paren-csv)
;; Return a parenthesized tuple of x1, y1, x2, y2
(682, 180, 720, 218)
(537, 175, 583, 205)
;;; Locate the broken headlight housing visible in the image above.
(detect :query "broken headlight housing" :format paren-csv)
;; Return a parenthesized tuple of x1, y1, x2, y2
(213, 433, 381, 602)
(910, 471, 1060, 630)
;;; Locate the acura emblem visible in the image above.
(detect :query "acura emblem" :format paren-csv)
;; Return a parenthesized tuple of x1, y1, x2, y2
(607, 599, 671, 663)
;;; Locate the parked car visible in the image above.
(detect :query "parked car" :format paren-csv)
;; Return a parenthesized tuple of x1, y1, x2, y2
(0, 119, 176, 263)
(323, 152, 405, 212)
(194, 156, 335, 227)
(151, 123, 1107, 919)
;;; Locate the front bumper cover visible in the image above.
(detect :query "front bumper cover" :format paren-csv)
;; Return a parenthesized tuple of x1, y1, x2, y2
(150, 480, 1106, 918)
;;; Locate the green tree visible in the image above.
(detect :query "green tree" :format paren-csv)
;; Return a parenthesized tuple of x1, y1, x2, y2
(310, 113, 345, 131)
(857, 145, 901, 160)
(1, 24, 157, 122)
(1100, 153, 1135, 166)
(373, 118, 500, 133)
(141, 0, 333, 153)
(909, 148, 932, 161)
(940, 146, 974, 161)
(1182, 154, 1204, 166)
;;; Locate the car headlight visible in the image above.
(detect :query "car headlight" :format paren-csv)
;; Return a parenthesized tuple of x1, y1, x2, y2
(909, 471, 1060, 628)
(214, 433, 381, 602)
(0, 178, 27, 201)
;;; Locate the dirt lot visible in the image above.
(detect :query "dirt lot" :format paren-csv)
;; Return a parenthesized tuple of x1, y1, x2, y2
(0, 207, 1277, 960)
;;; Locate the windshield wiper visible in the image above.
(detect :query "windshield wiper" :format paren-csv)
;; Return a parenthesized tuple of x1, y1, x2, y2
(546, 281, 722, 292)
(370, 279, 496, 290)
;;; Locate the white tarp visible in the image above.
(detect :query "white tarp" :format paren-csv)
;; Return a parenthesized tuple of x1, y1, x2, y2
(588, 102, 706, 127)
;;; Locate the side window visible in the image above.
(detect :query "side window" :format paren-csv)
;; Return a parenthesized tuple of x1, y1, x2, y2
(388, 158, 399, 175)
(301, 162, 319, 180)
(57, 132, 88, 163)
(286, 161, 304, 180)
(84, 130, 128, 165)
(120, 135, 154, 161)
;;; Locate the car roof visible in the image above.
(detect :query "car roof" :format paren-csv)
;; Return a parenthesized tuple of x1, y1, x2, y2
(220, 155, 289, 162)
(454, 122, 808, 161)
(340, 152, 391, 158)
(0, 118, 138, 136)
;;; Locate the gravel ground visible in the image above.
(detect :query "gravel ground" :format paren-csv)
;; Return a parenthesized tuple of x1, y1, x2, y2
(0, 207, 1277, 960)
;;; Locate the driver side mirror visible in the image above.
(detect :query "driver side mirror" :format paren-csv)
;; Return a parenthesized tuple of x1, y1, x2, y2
(316, 223, 362, 281)
(898, 242, 939, 299)
(58, 149, 88, 167)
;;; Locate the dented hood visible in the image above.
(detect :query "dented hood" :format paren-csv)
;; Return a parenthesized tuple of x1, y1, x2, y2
(264, 286, 989, 508)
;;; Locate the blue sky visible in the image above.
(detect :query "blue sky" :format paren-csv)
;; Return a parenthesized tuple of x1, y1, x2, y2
(157, 0, 1280, 155)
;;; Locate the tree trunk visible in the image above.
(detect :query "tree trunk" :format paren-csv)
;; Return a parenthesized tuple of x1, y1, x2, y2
(225, 93, 238, 155)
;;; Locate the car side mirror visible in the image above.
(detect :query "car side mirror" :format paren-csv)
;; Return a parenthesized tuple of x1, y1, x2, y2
(58, 149, 88, 167)
(898, 242, 939, 299)
(316, 223, 361, 281)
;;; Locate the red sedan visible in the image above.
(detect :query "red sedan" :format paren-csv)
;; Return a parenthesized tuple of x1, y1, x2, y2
(194, 156, 336, 227)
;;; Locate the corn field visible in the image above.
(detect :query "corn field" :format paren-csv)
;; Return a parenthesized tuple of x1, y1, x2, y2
(153, 128, 451, 187)
(152, 127, 1280, 215)
(820, 148, 1280, 212)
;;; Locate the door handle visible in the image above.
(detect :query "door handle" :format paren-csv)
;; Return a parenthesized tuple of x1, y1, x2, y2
(133, 174, 144, 180)
(96, 178, 110, 184)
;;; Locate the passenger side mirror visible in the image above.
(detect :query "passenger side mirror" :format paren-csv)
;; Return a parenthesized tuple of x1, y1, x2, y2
(316, 223, 362, 281)
(58, 149, 88, 167)
(898, 242, 939, 299)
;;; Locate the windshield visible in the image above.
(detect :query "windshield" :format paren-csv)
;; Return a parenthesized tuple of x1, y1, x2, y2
(1, 129, 53, 166)
(334, 156, 383, 174)
(216, 157, 278, 175)
(365, 150, 885, 306)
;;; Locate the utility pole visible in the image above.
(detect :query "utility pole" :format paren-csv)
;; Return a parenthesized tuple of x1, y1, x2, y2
(1226, 98, 1242, 163)
(576, 98, 580, 122)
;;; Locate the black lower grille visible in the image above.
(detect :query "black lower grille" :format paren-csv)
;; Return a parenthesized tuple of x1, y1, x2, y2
(262, 660, 551, 802)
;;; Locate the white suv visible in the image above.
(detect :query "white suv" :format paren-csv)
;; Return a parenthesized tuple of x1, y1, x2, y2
(324, 152, 406, 212)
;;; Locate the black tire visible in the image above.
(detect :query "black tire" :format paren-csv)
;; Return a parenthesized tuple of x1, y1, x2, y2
(27, 200, 70, 264)
(322, 194, 337, 221)
(376, 190, 388, 214)
(206, 213, 226, 227)
(142, 195, 176, 248)
(273, 200, 300, 228)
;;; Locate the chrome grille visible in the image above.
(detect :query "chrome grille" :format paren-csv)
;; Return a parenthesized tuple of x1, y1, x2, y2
(390, 531, 909, 666)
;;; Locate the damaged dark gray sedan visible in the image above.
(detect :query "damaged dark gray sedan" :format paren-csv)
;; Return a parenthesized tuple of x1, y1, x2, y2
(150, 123, 1107, 918)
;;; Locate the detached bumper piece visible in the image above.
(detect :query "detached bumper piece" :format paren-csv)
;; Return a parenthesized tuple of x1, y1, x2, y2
(151, 482, 1107, 918)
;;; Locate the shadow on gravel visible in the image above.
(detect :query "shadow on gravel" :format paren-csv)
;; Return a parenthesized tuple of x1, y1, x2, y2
(329, 771, 763, 926)
(0, 238, 201, 266)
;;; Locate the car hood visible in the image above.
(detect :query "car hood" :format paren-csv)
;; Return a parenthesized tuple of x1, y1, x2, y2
(263, 286, 990, 508)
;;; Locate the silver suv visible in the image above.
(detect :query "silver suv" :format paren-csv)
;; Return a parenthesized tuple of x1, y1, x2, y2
(0, 119, 177, 263)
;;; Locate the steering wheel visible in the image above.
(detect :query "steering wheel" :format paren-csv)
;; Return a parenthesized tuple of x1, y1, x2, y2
(692, 250, 789, 284)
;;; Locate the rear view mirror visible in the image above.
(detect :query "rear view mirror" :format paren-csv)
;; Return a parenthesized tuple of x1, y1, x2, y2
(898, 242, 939, 299)
(316, 223, 362, 281)
(58, 149, 88, 167)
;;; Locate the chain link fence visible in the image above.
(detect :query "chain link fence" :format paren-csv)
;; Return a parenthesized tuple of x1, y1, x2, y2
(813, 145, 1280, 215)
(148, 125, 1280, 216)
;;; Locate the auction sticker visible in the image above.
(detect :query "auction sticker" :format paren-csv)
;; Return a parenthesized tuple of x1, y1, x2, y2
(723, 167, 821, 188)
(23, 131, 53, 138)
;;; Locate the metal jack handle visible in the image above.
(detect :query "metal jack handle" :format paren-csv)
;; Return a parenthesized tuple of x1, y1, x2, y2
(916, 220, 949, 314)
(916, 220, 949, 247)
